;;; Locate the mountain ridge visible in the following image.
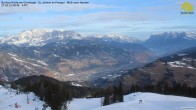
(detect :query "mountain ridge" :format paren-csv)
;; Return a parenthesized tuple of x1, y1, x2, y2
(0, 29, 139, 46)
(144, 32, 196, 56)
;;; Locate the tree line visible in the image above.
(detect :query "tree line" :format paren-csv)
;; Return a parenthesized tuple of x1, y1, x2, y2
(128, 82, 196, 98)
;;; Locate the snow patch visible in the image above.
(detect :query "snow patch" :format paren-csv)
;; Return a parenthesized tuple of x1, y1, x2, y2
(8, 53, 17, 57)
(168, 60, 195, 69)
(24, 65, 32, 70)
(182, 58, 192, 62)
(11, 57, 26, 63)
(178, 54, 187, 56)
(187, 66, 196, 69)
(71, 82, 82, 87)
(168, 61, 186, 68)
(52, 54, 60, 57)
(67, 74, 75, 77)
(33, 50, 40, 54)
(37, 60, 47, 66)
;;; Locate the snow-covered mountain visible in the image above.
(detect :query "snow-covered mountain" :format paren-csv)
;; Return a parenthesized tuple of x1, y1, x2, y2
(144, 32, 196, 56)
(0, 85, 51, 110)
(0, 29, 139, 46)
(186, 32, 196, 40)
(149, 32, 196, 40)
(0, 29, 83, 46)
(67, 92, 196, 110)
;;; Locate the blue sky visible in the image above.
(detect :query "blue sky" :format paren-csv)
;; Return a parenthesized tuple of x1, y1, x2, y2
(0, 0, 196, 40)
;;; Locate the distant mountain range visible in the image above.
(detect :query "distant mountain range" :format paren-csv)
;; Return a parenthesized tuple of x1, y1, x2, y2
(144, 32, 196, 56)
(0, 29, 153, 84)
(1, 29, 196, 87)
(0, 29, 139, 46)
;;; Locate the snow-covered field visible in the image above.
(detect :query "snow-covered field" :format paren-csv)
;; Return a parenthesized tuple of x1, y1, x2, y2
(1, 84, 195, 110)
(0, 85, 51, 110)
(67, 92, 196, 110)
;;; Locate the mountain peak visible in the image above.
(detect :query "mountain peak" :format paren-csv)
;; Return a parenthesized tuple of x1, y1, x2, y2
(0, 29, 140, 46)
(0, 29, 82, 46)
(144, 32, 196, 56)
(150, 32, 196, 40)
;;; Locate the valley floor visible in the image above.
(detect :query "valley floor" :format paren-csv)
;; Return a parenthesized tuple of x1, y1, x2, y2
(67, 92, 196, 110)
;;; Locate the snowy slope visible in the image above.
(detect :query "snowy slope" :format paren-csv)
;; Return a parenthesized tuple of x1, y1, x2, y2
(67, 92, 196, 110)
(67, 98, 102, 110)
(0, 85, 51, 110)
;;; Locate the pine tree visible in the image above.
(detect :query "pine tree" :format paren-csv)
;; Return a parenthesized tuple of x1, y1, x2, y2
(118, 83, 124, 102)
(103, 94, 110, 105)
